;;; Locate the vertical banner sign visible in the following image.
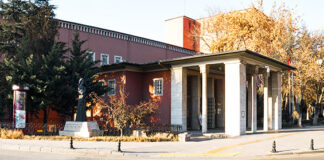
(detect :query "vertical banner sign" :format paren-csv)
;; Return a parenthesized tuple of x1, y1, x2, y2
(12, 85, 29, 129)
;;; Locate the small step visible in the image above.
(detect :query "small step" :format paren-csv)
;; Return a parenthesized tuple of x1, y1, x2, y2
(186, 132, 228, 141)
(203, 133, 228, 139)
(189, 132, 203, 137)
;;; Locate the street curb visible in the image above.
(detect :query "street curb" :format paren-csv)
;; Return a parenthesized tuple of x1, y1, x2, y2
(267, 149, 324, 156)
(0, 143, 138, 157)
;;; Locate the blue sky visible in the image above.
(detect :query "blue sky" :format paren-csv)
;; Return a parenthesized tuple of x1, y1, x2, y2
(51, 0, 324, 42)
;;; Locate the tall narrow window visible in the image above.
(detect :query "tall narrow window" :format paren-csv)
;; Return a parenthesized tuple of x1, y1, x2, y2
(100, 53, 109, 66)
(86, 51, 96, 62)
(98, 80, 106, 86)
(114, 56, 123, 63)
(153, 78, 163, 96)
(107, 79, 116, 96)
(98, 80, 106, 95)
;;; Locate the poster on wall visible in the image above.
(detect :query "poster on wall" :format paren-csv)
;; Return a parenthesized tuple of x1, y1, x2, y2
(14, 91, 26, 129)
(15, 110, 26, 128)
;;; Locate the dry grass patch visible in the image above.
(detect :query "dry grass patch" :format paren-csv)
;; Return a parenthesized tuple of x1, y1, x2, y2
(0, 128, 178, 142)
(23, 135, 178, 142)
(0, 128, 24, 139)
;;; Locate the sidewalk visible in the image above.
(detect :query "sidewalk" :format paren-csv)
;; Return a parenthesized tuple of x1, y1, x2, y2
(1, 125, 324, 159)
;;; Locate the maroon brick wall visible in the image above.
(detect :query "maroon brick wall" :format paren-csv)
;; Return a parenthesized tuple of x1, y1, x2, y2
(142, 70, 171, 125)
(57, 26, 193, 65)
(98, 70, 171, 125)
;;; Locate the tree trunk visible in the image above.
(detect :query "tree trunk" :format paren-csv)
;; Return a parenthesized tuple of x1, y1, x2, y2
(295, 94, 303, 127)
(306, 104, 310, 120)
(120, 128, 123, 137)
(313, 104, 320, 125)
(298, 112, 302, 128)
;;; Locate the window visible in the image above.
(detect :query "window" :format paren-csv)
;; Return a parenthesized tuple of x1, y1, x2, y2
(107, 79, 116, 96)
(100, 53, 109, 66)
(86, 51, 96, 62)
(153, 78, 163, 96)
(98, 80, 106, 86)
(114, 56, 123, 63)
(98, 80, 106, 95)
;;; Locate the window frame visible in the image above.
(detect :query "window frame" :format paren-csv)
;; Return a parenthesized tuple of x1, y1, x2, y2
(153, 78, 163, 96)
(98, 79, 106, 95)
(100, 53, 109, 66)
(114, 56, 123, 63)
(98, 79, 106, 86)
(107, 79, 116, 96)
(86, 51, 96, 62)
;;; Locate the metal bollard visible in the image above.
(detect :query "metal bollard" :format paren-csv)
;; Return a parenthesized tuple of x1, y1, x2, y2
(310, 139, 314, 150)
(117, 139, 121, 152)
(70, 136, 74, 149)
(272, 141, 276, 153)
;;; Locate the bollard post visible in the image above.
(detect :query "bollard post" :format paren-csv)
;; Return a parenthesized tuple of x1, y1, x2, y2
(70, 136, 74, 149)
(272, 141, 276, 153)
(310, 139, 314, 150)
(117, 139, 121, 152)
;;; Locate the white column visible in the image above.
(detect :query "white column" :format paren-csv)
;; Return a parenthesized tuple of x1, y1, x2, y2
(268, 74, 273, 130)
(171, 67, 187, 131)
(263, 72, 269, 132)
(272, 71, 282, 130)
(247, 76, 252, 129)
(199, 64, 208, 133)
(251, 74, 257, 133)
(225, 61, 246, 136)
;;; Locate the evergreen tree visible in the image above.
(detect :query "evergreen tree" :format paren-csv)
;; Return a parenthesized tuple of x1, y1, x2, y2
(0, 0, 108, 124)
(63, 33, 108, 119)
(0, 0, 63, 124)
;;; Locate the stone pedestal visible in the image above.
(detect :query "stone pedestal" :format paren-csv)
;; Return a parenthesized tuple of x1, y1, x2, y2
(178, 132, 190, 142)
(59, 121, 103, 137)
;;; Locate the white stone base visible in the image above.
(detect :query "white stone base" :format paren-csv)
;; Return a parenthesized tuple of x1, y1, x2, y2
(178, 132, 190, 142)
(59, 121, 103, 137)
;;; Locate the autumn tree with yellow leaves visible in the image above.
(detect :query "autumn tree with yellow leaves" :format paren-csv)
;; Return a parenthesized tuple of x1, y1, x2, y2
(292, 30, 323, 125)
(196, 0, 323, 125)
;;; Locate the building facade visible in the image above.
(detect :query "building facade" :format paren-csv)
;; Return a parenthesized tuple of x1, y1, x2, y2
(2, 15, 294, 136)
(97, 50, 294, 136)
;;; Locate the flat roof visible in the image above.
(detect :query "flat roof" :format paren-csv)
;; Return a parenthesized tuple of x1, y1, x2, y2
(159, 49, 296, 70)
(99, 49, 296, 72)
(165, 15, 197, 22)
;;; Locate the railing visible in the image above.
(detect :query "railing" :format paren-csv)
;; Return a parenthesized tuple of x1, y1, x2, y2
(57, 20, 196, 56)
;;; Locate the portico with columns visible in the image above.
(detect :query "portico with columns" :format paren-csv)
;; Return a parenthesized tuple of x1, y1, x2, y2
(165, 50, 294, 137)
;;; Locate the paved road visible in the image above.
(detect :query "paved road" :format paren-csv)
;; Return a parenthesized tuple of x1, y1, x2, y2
(1, 149, 324, 160)
(1, 126, 324, 159)
(0, 150, 128, 160)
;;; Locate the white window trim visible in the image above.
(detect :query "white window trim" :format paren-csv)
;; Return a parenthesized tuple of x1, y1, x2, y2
(100, 53, 109, 66)
(153, 78, 163, 96)
(114, 56, 123, 63)
(92, 52, 96, 62)
(107, 79, 116, 96)
(98, 80, 106, 86)
(86, 51, 96, 62)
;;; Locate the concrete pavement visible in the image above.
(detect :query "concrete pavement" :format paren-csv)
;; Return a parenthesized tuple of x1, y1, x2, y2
(1, 125, 324, 159)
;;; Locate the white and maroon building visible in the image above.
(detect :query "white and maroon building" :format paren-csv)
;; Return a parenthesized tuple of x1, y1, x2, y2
(34, 16, 295, 136)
